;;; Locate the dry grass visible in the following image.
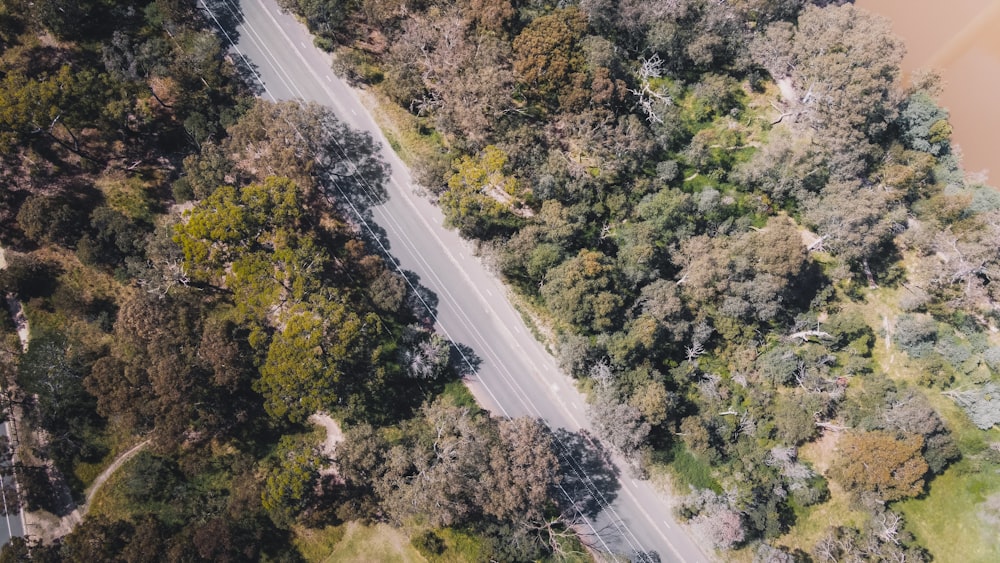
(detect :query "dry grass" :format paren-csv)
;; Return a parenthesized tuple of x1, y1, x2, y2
(775, 431, 870, 554)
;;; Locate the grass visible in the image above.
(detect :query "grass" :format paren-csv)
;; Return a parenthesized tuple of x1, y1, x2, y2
(85, 454, 138, 521)
(664, 443, 721, 493)
(293, 521, 425, 563)
(774, 481, 869, 554)
(898, 458, 1000, 563)
(440, 379, 478, 410)
(357, 87, 451, 176)
(426, 528, 490, 562)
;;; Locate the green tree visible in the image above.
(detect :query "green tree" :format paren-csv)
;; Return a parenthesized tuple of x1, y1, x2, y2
(441, 145, 521, 238)
(257, 297, 382, 423)
(541, 249, 623, 332)
(261, 435, 324, 528)
(16, 193, 86, 247)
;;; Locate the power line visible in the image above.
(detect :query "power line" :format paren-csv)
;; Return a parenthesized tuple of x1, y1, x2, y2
(197, 1, 658, 559)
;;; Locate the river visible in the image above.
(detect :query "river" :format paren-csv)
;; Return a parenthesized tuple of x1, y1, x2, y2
(858, 0, 1000, 182)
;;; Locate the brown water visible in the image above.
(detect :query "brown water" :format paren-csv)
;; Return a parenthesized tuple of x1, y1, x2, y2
(858, 0, 1000, 181)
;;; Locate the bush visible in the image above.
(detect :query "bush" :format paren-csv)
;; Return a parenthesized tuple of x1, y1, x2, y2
(16, 194, 86, 246)
(124, 451, 180, 503)
(410, 530, 445, 557)
(0, 253, 59, 298)
(984, 347, 1000, 372)
(894, 314, 937, 358)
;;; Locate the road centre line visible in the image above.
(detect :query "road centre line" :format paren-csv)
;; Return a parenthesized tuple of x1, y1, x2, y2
(213, 1, 682, 558)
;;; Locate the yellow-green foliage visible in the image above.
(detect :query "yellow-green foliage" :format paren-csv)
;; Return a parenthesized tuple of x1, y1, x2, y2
(98, 173, 158, 223)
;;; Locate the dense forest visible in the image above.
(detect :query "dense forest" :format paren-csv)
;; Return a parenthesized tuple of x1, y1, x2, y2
(2, 0, 1000, 561)
(279, 0, 1000, 560)
(0, 0, 587, 561)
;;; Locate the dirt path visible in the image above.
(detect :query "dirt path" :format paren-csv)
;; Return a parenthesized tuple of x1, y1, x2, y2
(308, 413, 343, 458)
(82, 439, 150, 510)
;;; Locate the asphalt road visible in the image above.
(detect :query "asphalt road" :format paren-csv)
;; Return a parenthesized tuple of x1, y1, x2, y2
(0, 416, 25, 546)
(215, 0, 712, 560)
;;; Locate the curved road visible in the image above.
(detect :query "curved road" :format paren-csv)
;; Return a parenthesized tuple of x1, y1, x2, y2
(209, 0, 711, 560)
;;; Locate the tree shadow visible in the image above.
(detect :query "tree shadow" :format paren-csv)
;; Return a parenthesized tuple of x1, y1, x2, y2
(318, 124, 389, 214)
(229, 53, 265, 97)
(551, 429, 621, 520)
(402, 270, 439, 320)
(450, 342, 482, 378)
(200, 0, 244, 44)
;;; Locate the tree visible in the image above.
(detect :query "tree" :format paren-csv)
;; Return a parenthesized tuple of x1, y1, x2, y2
(441, 145, 521, 238)
(223, 100, 387, 204)
(512, 8, 587, 99)
(734, 125, 829, 205)
(680, 488, 746, 550)
(541, 249, 623, 332)
(257, 298, 382, 423)
(0, 65, 88, 153)
(589, 389, 651, 458)
(753, 4, 905, 178)
(16, 193, 86, 247)
(481, 417, 561, 522)
(385, 6, 516, 145)
(261, 435, 324, 528)
(830, 430, 928, 501)
(679, 217, 812, 323)
(898, 90, 951, 156)
(0, 253, 59, 298)
(801, 180, 906, 267)
(376, 399, 492, 527)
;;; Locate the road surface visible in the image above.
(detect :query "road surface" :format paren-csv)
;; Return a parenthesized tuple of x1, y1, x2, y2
(208, 0, 712, 560)
(0, 404, 25, 546)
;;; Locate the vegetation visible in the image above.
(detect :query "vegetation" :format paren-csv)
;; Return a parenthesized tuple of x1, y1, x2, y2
(4, 0, 1000, 561)
(0, 1, 575, 561)
(276, 0, 1000, 559)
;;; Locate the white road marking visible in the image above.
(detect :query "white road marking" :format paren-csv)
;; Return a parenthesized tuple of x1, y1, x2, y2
(326, 75, 332, 82)
(225, 1, 705, 558)
(486, 289, 493, 296)
(299, 41, 306, 48)
(663, 520, 671, 529)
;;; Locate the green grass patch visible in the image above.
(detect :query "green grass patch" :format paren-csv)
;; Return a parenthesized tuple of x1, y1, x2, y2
(291, 525, 347, 562)
(74, 458, 107, 490)
(666, 443, 721, 492)
(441, 379, 478, 410)
(425, 528, 490, 563)
(85, 454, 139, 522)
(294, 521, 425, 563)
(898, 458, 1000, 563)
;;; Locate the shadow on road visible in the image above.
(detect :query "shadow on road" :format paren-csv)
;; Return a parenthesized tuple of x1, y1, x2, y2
(450, 342, 482, 378)
(201, 0, 245, 43)
(230, 55, 265, 97)
(553, 429, 621, 520)
(400, 270, 439, 320)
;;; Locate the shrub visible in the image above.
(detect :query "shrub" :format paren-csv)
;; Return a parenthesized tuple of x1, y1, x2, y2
(410, 530, 445, 557)
(894, 314, 937, 358)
